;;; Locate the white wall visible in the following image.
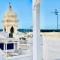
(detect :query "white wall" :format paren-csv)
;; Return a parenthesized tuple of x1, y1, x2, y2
(43, 32, 60, 60)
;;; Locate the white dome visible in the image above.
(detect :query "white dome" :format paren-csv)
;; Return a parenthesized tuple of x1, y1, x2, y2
(4, 4, 16, 17)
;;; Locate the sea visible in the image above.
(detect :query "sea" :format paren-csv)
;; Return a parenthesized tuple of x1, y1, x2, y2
(0, 29, 33, 32)
(0, 29, 60, 32)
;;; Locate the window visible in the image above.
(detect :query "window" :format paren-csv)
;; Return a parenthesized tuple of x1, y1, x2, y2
(7, 43, 14, 50)
(0, 43, 4, 50)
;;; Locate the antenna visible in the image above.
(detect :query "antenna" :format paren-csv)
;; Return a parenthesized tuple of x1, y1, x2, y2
(52, 9, 59, 30)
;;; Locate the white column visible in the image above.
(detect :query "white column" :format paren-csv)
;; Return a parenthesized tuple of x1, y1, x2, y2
(5, 42, 7, 56)
(33, 0, 42, 60)
(4, 43, 5, 51)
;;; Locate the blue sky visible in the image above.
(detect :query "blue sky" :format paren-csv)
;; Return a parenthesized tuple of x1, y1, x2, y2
(0, 0, 32, 29)
(1, 0, 60, 29)
(40, 0, 60, 29)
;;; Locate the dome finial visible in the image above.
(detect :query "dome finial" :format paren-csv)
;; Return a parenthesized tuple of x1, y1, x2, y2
(9, 1, 12, 10)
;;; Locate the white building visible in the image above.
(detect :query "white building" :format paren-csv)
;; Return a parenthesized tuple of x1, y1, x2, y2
(0, 3, 20, 57)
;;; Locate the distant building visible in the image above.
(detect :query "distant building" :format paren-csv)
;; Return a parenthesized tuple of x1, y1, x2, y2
(3, 3, 18, 33)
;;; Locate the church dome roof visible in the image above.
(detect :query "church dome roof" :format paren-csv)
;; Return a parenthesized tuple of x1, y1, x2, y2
(4, 11, 16, 17)
(4, 3, 16, 17)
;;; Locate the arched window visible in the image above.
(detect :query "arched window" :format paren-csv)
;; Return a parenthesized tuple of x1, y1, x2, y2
(10, 26, 14, 33)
